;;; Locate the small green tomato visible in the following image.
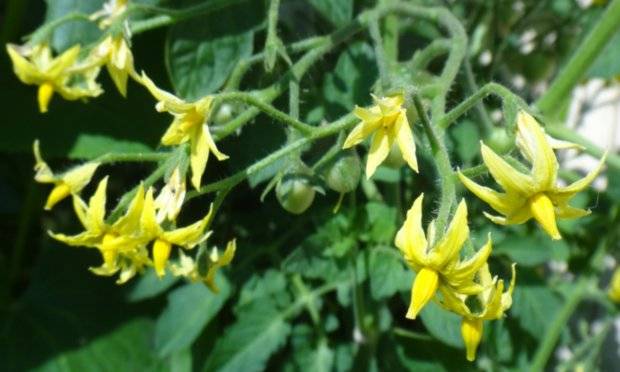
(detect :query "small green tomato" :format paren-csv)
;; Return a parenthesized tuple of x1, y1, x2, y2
(325, 150, 361, 193)
(276, 173, 316, 215)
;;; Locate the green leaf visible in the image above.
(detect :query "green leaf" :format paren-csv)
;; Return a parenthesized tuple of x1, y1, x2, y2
(419, 300, 464, 349)
(202, 302, 292, 372)
(364, 202, 397, 244)
(308, 0, 353, 26)
(295, 340, 334, 372)
(511, 284, 563, 338)
(35, 318, 165, 371)
(323, 42, 378, 117)
(125, 269, 178, 302)
(166, 0, 264, 100)
(451, 120, 480, 165)
(68, 133, 154, 159)
(494, 233, 570, 267)
(587, 30, 620, 79)
(45, 0, 104, 52)
(368, 246, 412, 300)
(154, 277, 231, 357)
(236, 269, 291, 311)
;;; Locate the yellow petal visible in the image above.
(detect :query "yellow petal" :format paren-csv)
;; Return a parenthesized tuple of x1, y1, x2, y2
(555, 204, 590, 219)
(406, 267, 438, 319)
(44, 183, 71, 210)
(448, 235, 492, 286)
(48, 230, 101, 247)
(140, 187, 163, 238)
(365, 130, 391, 178)
(204, 239, 236, 292)
(529, 193, 561, 240)
(139, 72, 193, 113)
(47, 44, 80, 77)
(203, 124, 228, 161)
(353, 105, 382, 123)
(481, 142, 535, 195)
(430, 199, 469, 268)
(153, 239, 172, 277)
(554, 152, 607, 199)
(394, 111, 418, 173)
(162, 205, 214, 248)
(516, 111, 558, 188)
(6, 44, 43, 84)
(62, 162, 100, 193)
(395, 194, 428, 268)
(500, 264, 517, 310)
(608, 268, 620, 303)
(88, 177, 109, 231)
(461, 318, 483, 362)
(113, 184, 145, 235)
(343, 109, 382, 149)
(37, 82, 55, 113)
(32, 139, 55, 183)
(458, 172, 523, 216)
(190, 124, 210, 190)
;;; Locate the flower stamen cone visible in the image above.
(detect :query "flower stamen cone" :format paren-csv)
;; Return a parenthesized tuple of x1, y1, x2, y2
(529, 193, 560, 239)
(461, 318, 483, 362)
(407, 267, 439, 319)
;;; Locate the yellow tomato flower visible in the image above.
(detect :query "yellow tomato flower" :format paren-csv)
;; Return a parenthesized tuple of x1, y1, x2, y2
(154, 166, 186, 222)
(170, 239, 237, 292)
(343, 93, 418, 178)
(33, 140, 99, 210)
(49, 178, 148, 283)
(6, 43, 102, 113)
(140, 72, 228, 189)
(395, 194, 492, 319)
(141, 187, 213, 277)
(94, 35, 135, 96)
(608, 268, 620, 303)
(440, 264, 516, 361)
(458, 111, 607, 240)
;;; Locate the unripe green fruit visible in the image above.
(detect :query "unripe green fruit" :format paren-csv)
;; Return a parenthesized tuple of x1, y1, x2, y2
(485, 128, 513, 155)
(276, 173, 316, 215)
(325, 151, 361, 193)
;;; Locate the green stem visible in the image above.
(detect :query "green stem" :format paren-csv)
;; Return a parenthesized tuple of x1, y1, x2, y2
(216, 92, 314, 135)
(129, 0, 246, 34)
(411, 93, 455, 233)
(408, 38, 451, 70)
(546, 125, 620, 169)
(189, 113, 358, 199)
(393, 327, 435, 341)
(535, 0, 620, 115)
(438, 82, 528, 129)
(530, 276, 591, 372)
(369, 19, 389, 91)
(291, 274, 321, 327)
(263, 0, 282, 72)
(462, 57, 494, 135)
(94, 152, 169, 164)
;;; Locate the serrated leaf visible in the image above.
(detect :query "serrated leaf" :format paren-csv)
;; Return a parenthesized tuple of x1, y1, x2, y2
(368, 247, 412, 300)
(154, 277, 231, 357)
(364, 202, 397, 244)
(68, 134, 154, 159)
(308, 0, 353, 26)
(236, 270, 291, 311)
(202, 302, 292, 372)
(166, 0, 264, 100)
(323, 42, 378, 117)
(296, 341, 334, 372)
(419, 300, 464, 349)
(511, 285, 563, 338)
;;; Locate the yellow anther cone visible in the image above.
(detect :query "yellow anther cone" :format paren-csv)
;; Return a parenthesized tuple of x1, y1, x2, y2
(529, 193, 561, 240)
(153, 239, 172, 277)
(461, 318, 483, 361)
(407, 267, 439, 319)
(38, 82, 54, 113)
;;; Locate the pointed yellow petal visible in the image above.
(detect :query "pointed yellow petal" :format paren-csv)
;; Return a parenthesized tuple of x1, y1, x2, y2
(141, 187, 163, 238)
(395, 194, 428, 268)
(48, 230, 101, 247)
(430, 199, 469, 267)
(353, 106, 382, 123)
(481, 142, 535, 195)
(204, 239, 236, 292)
(555, 204, 590, 219)
(113, 184, 145, 235)
(62, 162, 100, 193)
(162, 207, 213, 248)
(529, 193, 561, 240)
(44, 183, 71, 210)
(153, 239, 172, 277)
(6, 44, 42, 84)
(139, 72, 192, 113)
(406, 267, 438, 319)
(47, 45, 80, 77)
(554, 152, 607, 198)
(516, 111, 558, 188)
(343, 117, 381, 149)
(37, 82, 55, 113)
(203, 124, 228, 161)
(461, 318, 483, 362)
(458, 172, 523, 215)
(32, 139, 55, 183)
(88, 177, 109, 231)
(190, 124, 210, 190)
(448, 235, 492, 286)
(394, 111, 418, 173)
(365, 130, 391, 178)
